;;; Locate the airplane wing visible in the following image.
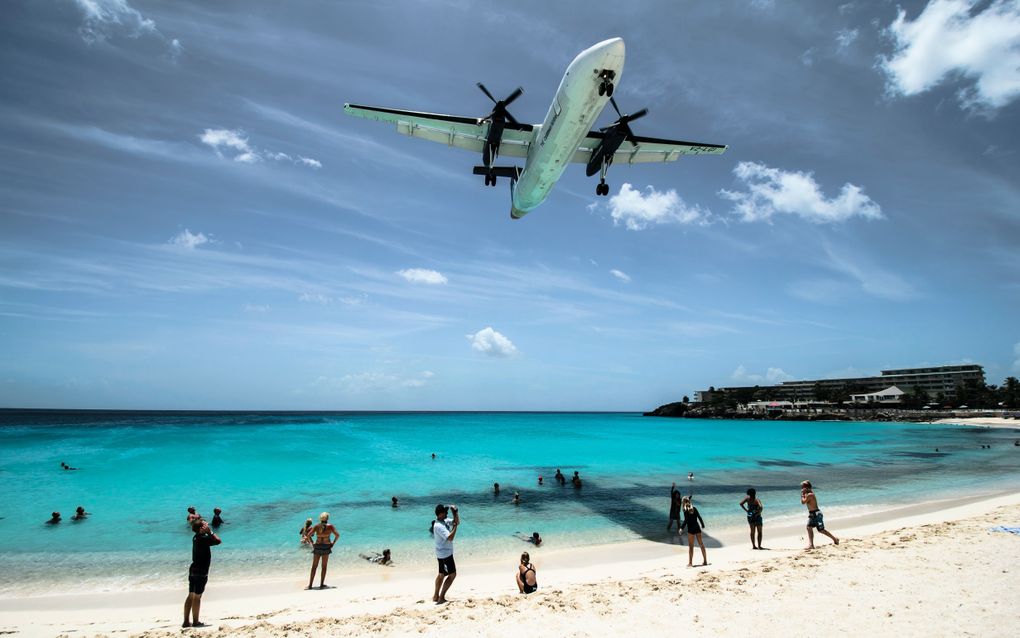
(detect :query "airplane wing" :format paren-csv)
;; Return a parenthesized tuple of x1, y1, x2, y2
(570, 131, 727, 164)
(343, 103, 534, 159)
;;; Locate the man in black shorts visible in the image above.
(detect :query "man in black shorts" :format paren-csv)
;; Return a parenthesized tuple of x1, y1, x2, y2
(184, 519, 221, 628)
(431, 503, 459, 604)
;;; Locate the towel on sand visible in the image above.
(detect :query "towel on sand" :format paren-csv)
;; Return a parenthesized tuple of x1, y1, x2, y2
(989, 526, 1020, 535)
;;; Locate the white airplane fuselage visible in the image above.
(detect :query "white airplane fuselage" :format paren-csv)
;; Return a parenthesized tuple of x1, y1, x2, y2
(509, 38, 625, 218)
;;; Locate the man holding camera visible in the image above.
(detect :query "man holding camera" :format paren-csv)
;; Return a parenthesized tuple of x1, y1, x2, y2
(431, 503, 459, 604)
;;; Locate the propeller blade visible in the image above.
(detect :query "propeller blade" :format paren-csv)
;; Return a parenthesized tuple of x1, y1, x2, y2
(504, 86, 524, 106)
(505, 111, 520, 127)
(476, 83, 497, 104)
(626, 107, 649, 122)
(609, 97, 623, 118)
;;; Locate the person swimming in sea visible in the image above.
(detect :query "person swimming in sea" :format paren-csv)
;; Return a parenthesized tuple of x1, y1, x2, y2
(61, 461, 79, 471)
(493, 482, 500, 497)
(45, 511, 61, 525)
(515, 552, 538, 594)
(392, 496, 399, 508)
(211, 508, 224, 528)
(572, 471, 582, 488)
(511, 491, 521, 505)
(186, 507, 201, 526)
(71, 506, 90, 521)
(515, 532, 541, 546)
(554, 469, 565, 485)
(360, 549, 393, 566)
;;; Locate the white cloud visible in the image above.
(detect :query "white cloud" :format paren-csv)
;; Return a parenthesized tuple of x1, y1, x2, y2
(73, 0, 156, 43)
(396, 268, 448, 285)
(731, 365, 794, 384)
(312, 370, 434, 393)
(822, 243, 918, 300)
(243, 304, 270, 313)
(467, 327, 518, 358)
(199, 128, 322, 168)
(607, 183, 709, 230)
(719, 162, 883, 224)
(610, 269, 631, 283)
(298, 292, 331, 304)
(880, 0, 1020, 111)
(168, 229, 210, 249)
(836, 28, 859, 51)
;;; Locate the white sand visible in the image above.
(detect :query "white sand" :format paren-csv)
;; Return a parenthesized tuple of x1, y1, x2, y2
(2, 491, 1019, 637)
(927, 416, 1020, 429)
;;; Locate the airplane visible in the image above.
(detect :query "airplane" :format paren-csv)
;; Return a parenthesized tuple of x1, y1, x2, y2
(343, 37, 726, 219)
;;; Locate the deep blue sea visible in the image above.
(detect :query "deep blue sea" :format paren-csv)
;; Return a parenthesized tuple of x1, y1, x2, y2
(1, 410, 1018, 596)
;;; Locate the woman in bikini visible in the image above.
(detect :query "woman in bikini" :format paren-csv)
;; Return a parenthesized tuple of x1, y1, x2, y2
(304, 512, 339, 589)
(680, 496, 708, 567)
(739, 488, 764, 550)
(515, 552, 538, 594)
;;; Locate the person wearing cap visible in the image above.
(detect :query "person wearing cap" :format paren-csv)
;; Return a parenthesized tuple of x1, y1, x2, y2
(431, 503, 459, 604)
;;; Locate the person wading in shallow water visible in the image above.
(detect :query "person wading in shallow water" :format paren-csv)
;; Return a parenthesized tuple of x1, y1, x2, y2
(304, 512, 339, 589)
(740, 488, 764, 550)
(183, 519, 221, 628)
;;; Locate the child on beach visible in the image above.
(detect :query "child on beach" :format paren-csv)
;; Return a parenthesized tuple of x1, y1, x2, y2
(515, 551, 538, 594)
(680, 496, 707, 567)
(739, 488, 764, 549)
(800, 480, 839, 549)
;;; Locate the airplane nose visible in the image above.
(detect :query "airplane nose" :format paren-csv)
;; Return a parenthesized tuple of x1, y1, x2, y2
(603, 37, 625, 58)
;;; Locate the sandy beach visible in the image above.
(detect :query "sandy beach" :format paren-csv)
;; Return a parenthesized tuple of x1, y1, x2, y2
(928, 416, 1020, 429)
(3, 490, 1018, 637)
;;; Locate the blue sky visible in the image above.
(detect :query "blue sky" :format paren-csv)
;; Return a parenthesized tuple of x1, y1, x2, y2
(1, 0, 1018, 410)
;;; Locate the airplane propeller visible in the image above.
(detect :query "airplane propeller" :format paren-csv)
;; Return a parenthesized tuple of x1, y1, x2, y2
(601, 97, 648, 146)
(477, 83, 523, 126)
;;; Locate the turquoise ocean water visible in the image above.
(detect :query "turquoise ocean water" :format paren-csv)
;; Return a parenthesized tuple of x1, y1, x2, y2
(1, 410, 1018, 597)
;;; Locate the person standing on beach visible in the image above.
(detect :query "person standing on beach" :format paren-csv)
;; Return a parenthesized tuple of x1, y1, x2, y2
(304, 512, 339, 589)
(739, 488, 764, 549)
(680, 496, 707, 567)
(431, 503, 459, 604)
(801, 480, 839, 549)
(183, 519, 221, 628)
(667, 482, 682, 532)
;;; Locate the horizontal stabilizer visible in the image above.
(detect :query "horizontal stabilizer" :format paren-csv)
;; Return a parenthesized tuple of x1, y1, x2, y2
(472, 165, 522, 179)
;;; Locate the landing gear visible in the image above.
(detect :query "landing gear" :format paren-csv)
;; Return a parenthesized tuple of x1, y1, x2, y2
(597, 69, 616, 97)
(484, 173, 497, 187)
(595, 156, 612, 196)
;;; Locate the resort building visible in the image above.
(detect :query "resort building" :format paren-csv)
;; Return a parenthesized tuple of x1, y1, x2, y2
(694, 364, 984, 404)
(850, 386, 905, 404)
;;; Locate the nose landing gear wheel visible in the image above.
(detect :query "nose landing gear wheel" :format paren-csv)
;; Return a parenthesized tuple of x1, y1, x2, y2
(596, 182, 609, 196)
(605, 82, 614, 97)
(598, 82, 606, 96)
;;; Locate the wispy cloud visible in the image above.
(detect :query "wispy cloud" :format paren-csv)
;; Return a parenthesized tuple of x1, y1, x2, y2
(719, 162, 883, 224)
(836, 28, 859, 52)
(71, 0, 180, 57)
(731, 364, 794, 384)
(467, 327, 518, 358)
(606, 183, 709, 230)
(609, 269, 631, 283)
(199, 128, 322, 168)
(310, 370, 435, 394)
(396, 268, 448, 285)
(879, 0, 1020, 112)
(168, 229, 211, 249)
(821, 243, 918, 301)
(298, 292, 332, 305)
